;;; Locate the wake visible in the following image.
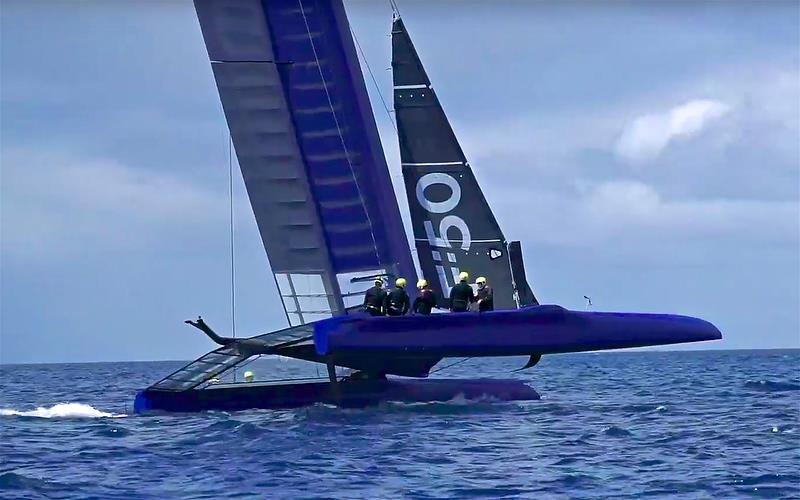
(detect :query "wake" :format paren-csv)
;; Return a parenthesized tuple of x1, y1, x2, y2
(0, 403, 126, 419)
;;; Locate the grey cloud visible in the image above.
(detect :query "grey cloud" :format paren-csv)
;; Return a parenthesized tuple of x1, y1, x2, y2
(1, 149, 236, 260)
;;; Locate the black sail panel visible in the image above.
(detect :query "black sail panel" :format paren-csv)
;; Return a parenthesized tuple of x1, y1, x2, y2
(392, 17, 517, 310)
(509, 241, 539, 307)
(391, 17, 431, 87)
(395, 88, 465, 163)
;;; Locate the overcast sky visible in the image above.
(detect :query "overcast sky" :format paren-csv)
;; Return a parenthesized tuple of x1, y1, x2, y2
(1, 0, 798, 364)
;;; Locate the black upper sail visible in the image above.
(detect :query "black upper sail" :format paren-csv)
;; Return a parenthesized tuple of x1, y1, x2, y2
(392, 16, 533, 310)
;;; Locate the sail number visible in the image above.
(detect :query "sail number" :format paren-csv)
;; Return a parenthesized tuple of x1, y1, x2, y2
(416, 173, 472, 289)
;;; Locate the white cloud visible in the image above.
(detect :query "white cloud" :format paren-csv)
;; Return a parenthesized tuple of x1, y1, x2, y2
(614, 99, 731, 163)
(494, 180, 798, 251)
(449, 59, 798, 209)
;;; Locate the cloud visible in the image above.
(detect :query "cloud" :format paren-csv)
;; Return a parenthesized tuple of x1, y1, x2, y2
(0, 149, 232, 259)
(449, 58, 798, 207)
(492, 180, 798, 253)
(614, 99, 732, 163)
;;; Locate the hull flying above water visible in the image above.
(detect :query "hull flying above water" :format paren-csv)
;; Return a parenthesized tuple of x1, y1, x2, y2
(134, 0, 720, 414)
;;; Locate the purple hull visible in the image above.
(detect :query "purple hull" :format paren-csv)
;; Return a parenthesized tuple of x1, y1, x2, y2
(133, 378, 539, 413)
(315, 305, 722, 357)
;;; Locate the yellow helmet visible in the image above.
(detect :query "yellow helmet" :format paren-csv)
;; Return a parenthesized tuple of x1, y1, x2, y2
(476, 276, 487, 285)
(417, 279, 428, 289)
(395, 277, 407, 288)
(459, 271, 469, 282)
(243, 370, 254, 382)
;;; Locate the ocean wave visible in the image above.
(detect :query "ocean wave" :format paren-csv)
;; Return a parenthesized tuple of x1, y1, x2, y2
(0, 471, 43, 490)
(3, 352, 800, 499)
(602, 425, 633, 437)
(744, 380, 800, 392)
(0, 403, 126, 419)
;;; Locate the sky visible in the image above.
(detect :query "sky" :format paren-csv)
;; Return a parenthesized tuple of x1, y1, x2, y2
(1, 0, 798, 364)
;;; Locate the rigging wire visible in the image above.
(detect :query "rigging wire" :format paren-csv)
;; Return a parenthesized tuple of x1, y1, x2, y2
(388, 0, 401, 17)
(228, 133, 237, 381)
(297, 0, 382, 270)
(350, 25, 396, 134)
(429, 357, 473, 374)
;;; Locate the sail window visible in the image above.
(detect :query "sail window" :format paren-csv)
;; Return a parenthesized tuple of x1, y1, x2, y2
(275, 272, 334, 325)
(287, 313, 302, 326)
(276, 274, 292, 296)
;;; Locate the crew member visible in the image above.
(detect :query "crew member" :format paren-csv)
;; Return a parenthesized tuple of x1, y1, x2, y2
(363, 277, 387, 316)
(412, 279, 437, 315)
(384, 278, 410, 316)
(449, 271, 475, 312)
(476, 276, 494, 312)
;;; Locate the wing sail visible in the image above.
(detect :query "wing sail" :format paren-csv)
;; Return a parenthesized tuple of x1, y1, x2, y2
(194, 0, 417, 324)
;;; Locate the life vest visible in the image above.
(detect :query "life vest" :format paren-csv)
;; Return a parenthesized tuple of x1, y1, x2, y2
(449, 282, 474, 311)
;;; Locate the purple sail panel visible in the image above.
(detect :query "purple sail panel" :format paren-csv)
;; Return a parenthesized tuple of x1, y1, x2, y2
(261, 0, 414, 277)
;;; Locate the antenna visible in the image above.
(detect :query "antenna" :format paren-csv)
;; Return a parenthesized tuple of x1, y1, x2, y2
(584, 295, 592, 310)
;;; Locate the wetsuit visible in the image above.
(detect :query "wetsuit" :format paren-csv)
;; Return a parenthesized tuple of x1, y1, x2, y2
(449, 281, 475, 312)
(363, 285, 387, 316)
(412, 288, 438, 315)
(384, 288, 410, 316)
(477, 285, 494, 312)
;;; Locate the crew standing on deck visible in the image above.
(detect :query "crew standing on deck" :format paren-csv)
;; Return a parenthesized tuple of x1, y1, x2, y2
(449, 272, 475, 312)
(363, 277, 387, 316)
(384, 278, 410, 316)
(475, 276, 494, 312)
(412, 279, 438, 315)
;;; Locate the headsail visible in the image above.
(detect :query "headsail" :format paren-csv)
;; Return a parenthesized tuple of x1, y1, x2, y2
(194, 0, 416, 325)
(392, 17, 522, 309)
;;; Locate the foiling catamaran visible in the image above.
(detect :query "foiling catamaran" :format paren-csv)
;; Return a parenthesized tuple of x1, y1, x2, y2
(133, 0, 721, 413)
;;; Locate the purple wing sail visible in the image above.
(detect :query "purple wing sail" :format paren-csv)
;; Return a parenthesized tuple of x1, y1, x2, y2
(194, 0, 416, 325)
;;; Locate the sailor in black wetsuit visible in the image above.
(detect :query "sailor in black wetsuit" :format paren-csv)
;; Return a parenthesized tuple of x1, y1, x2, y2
(449, 272, 475, 312)
(412, 279, 437, 315)
(475, 276, 494, 312)
(363, 278, 387, 316)
(384, 278, 410, 316)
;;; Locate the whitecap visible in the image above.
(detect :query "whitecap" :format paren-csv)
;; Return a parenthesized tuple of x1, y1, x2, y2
(0, 403, 126, 419)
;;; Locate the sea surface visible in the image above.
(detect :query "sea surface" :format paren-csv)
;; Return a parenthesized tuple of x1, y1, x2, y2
(1, 350, 798, 499)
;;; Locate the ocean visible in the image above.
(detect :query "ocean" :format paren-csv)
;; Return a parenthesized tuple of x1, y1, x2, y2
(1, 350, 798, 499)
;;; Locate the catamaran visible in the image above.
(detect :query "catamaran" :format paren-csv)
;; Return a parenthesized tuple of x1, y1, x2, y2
(133, 0, 721, 413)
